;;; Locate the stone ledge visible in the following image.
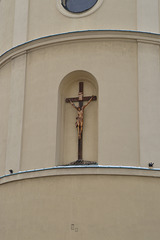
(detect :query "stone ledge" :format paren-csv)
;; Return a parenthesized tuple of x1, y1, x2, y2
(1, 30, 160, 68)
(1, 165, 160, 185)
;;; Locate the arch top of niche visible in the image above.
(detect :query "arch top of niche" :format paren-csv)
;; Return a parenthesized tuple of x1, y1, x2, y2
(59, 70, 98, 96)
(56, 70, 98, 166)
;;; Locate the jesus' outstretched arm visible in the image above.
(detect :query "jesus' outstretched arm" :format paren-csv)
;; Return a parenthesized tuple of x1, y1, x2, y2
(83, 96, 94, 109)
(69, 100, 78, 110)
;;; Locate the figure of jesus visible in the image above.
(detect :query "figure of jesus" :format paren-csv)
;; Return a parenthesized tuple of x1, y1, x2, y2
(69, 95, 94, 139)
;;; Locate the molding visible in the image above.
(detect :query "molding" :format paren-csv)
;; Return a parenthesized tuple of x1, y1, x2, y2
(1, 165, 160, 185)
(1, 30, 160, 67)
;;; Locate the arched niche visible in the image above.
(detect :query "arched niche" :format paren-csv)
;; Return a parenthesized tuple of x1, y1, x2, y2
(56, 70, 98, 165)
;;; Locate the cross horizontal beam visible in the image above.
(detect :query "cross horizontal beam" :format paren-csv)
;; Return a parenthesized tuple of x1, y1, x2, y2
(65, 96, 97, 103)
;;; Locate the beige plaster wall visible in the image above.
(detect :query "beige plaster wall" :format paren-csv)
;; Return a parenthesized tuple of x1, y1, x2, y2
(138, 43, 160, 168)
(97, 40, 139, 166)
(1, 0, 160, 56)
(1, 174, 160, 240)
(1, 31, 160, 172)
(20, 39, 139, 169)
(20, 49, 58, 170)
(137, 0, 159, 33)
(5, 54, 26, 175)
(28, 0, 137, 41)
(0, 63, 11, 175)
(13, 0, 29, 47)
(0, 0, 15, 55)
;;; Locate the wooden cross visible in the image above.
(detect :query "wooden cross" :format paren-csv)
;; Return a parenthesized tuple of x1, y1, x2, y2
(65, 82, 97, 161)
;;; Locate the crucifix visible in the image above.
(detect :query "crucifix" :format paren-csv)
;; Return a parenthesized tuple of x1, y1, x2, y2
(65, 82, 97, 163)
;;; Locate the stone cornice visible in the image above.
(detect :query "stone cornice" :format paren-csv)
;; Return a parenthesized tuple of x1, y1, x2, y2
(1, 165, 160, 185)
(1, 30, 160, 68)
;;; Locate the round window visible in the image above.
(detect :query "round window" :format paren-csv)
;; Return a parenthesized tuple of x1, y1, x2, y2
(61, 0, 98, 13)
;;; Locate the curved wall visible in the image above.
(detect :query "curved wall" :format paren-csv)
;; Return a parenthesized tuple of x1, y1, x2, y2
(1, 1, 160, 240)
(0, 32, 141, 173)
(0, 0, 15, 55)
(0, 62, 11, 176)
(0, 31, 160, 174)
(1, 173, 160, 240)
(1, 0, 160, 55)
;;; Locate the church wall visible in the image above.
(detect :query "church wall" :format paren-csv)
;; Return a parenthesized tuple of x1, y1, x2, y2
(98, 40, 139, 166)
(137, 0, 159, 33)
(5, 54, 26, 175)
(2, 0, 160, 56)
(159, 0, 160, 33)
(1, 1, 160, 240)
(0, 0, 142, 56)
(19, 39, 139, 169)
(0, 63, 11, 176)
(28, 0, 137, 41)
(1, 31, 160, 173)
(138, 43, 160, 168)
(20, 48, 59, 170)
(0, 0, 15, 55)
(1, 174, 160, 240)
(12, 0, 29, 47)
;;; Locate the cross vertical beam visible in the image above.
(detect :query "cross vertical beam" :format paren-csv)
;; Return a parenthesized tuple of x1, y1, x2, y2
(65, 82, 97, 162)
(78, 82, 83, 160)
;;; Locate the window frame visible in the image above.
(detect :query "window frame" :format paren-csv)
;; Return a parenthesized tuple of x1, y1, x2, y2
(57, 0, 103, 18)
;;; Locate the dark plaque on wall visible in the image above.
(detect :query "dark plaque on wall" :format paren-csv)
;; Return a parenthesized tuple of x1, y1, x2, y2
(62, 0, 98, 13)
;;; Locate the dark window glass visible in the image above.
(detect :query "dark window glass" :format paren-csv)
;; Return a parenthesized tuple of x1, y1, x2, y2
(62, 0, 98, 13)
